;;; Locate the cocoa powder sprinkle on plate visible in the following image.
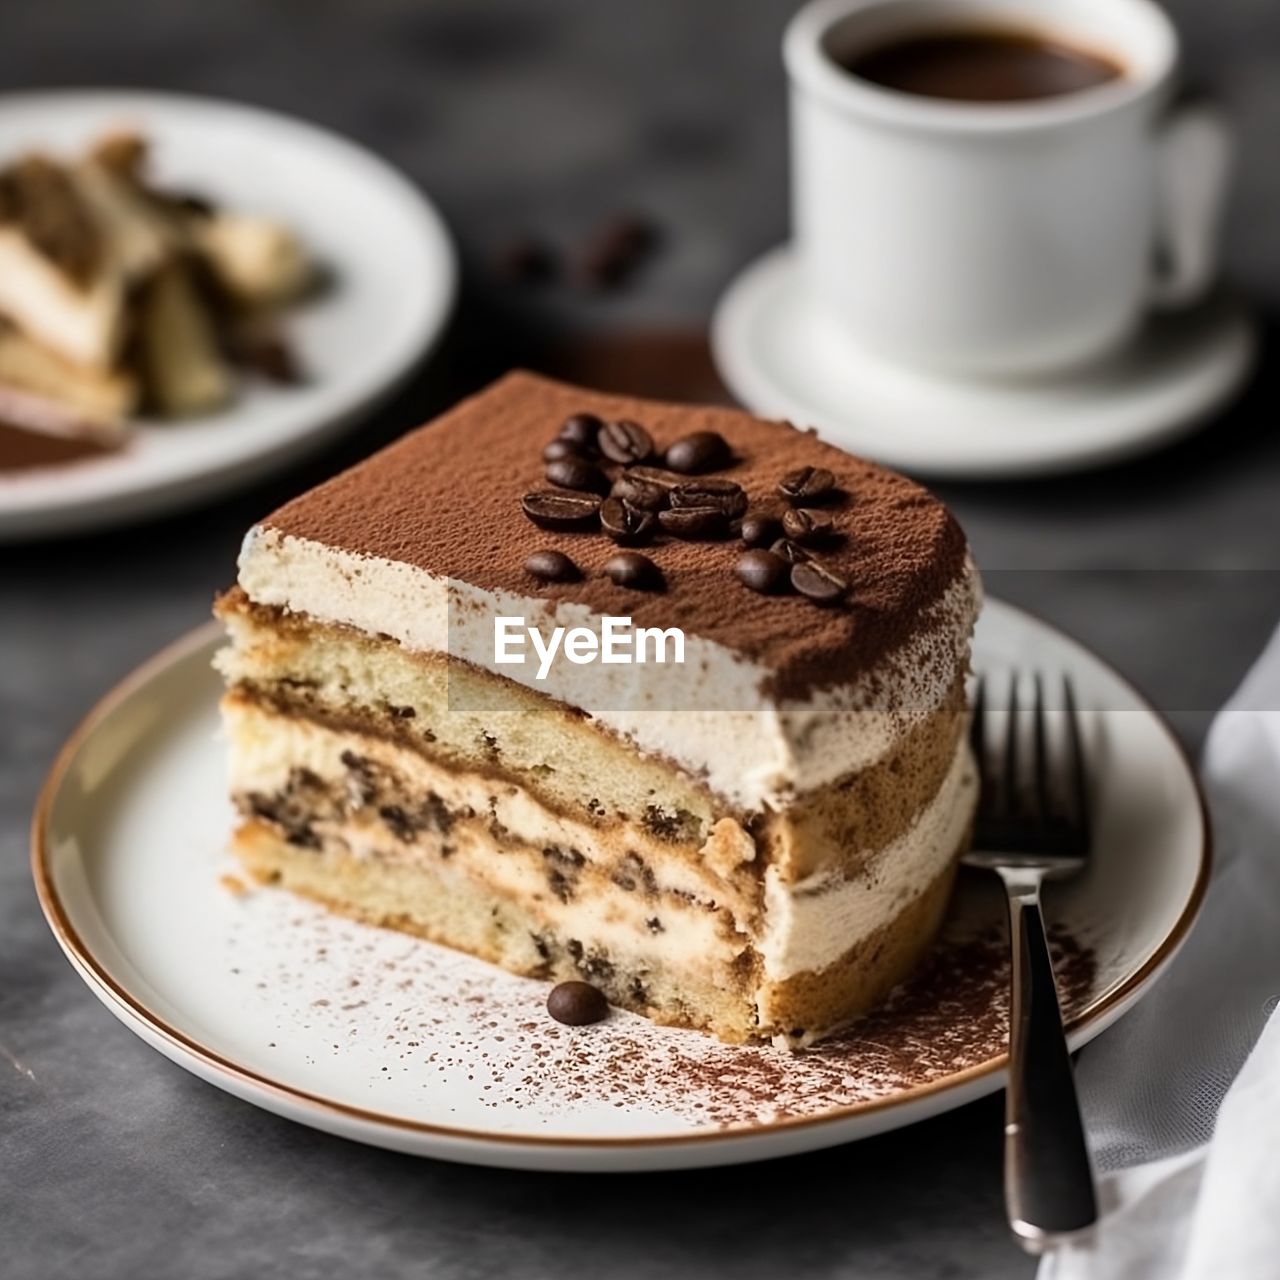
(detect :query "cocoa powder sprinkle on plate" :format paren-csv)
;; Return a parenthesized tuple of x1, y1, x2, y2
(238, 898, 1096, 1133)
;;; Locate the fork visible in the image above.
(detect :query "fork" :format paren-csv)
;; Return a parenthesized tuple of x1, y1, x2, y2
(964, 672, 1098, 1253)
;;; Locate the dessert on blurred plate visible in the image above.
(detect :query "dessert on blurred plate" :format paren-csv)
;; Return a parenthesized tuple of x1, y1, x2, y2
(0, 130, 314, 471)
(215, 373, 980, 1047)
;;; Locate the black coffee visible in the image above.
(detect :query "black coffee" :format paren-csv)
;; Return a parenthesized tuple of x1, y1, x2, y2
(839, 29, 1123, 102)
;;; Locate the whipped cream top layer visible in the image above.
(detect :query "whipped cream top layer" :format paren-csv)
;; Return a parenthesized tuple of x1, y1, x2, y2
(238, 525, 978, 810)
(236, 372, 980, 809)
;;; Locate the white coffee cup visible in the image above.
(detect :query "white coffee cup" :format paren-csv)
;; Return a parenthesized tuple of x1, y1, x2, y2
(785, 0, 1231, 378)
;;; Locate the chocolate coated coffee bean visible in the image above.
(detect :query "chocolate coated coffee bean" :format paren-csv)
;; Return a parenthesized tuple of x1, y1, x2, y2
(525, 550, 581, 582)
(736, 549, 790, 595)
(740, 514, 782, 548)
(599, 419, 655, 465)
(782, 507, 835, 544)
(521, 490, 602, 531)
(791, 559, 849, 604)
(604, 551, 663, 589)
(625, 465, 682, 489)
(669, 477, 747, 518)
(547, 980, 609, 1026)
(558, 413, 603, 451)
(600, 497, 657, 545)
(611, 473, 669, 512)
(658, 506, 730, 539)
(546, 456, 610, 495)
(542, 438, 582, 463)
(769, 537, 812, 564)
(664, 431, 730, 475)
(778, 466, 837, 503)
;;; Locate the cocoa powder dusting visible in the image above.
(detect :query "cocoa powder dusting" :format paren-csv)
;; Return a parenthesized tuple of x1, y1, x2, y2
(223, 879, 1097, 1135)
(258, 372, 971, 700)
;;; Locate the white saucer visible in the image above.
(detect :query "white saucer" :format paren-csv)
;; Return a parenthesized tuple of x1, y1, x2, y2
(711, 246, 1255, 480)
(32, 600, 1208, 1171)
(0, 90, 457, 540)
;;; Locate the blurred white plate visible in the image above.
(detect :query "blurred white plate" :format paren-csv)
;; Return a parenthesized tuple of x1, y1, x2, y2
(32, 600, 1208, 1171)
(712, 246, 1255, 480)
(0, 90, 456, 540)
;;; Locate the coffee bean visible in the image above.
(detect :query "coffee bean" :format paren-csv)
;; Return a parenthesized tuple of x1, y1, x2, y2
(604, 551, 663, 590)
(521, 490, 601, 531)
(600, 496, 656, 545)
(546, 455, 610, 496)
(737, 549, 790, 595)
(525, 550, 581, 582)
(577, 214, 658, 291)
(559, 412, 603, 451)
(740, 514, 782, 548)
(626, 465, 682, 487)
(658, 506, 730, 539)
(493, 235, 555, 286)
(542, 438, 582, 463)
(547, 980, 609, 1026)
(669, 477, 747, 519)
(599, 419, 655, 465)
(620, 467, 683, 505)
(611, 473, 669, 512)
(779, 465, 837, 503)
(782, 507, 835, 545)
(664, 431, 731, 475)
(770, 537, 812, 564)
(792, 559, 848, 604)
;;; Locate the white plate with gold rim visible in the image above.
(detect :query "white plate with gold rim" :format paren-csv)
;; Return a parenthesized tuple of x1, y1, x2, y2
(0, 90, 455, 540)
(32, 598, 1208, 1171)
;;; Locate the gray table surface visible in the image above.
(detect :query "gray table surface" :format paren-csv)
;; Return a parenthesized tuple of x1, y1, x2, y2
(3, 1, 1278, 1277)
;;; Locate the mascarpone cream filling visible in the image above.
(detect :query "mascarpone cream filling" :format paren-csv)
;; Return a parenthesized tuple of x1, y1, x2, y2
(227, 700, 973, 986)
(759, 735, 976, 981)
(237, 526, 980, 811)
(225, 704, 756, 956)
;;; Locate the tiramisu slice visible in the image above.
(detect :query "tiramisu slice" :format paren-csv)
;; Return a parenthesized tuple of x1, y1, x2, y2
(0, 132, 315, 445)
(0, 383, 128, 473)
(0, 155, 128, 371)
(216, 372, 980, 1047)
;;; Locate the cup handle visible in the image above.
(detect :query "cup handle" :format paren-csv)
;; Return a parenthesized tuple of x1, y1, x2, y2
(1149, 95, 1233, 308)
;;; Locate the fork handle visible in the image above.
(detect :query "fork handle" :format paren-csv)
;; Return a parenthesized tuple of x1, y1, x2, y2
(997, 866, 1098, 1252)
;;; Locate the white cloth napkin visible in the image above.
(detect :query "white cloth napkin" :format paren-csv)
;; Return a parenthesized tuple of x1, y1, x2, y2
(1040, 624, 1280, 1280)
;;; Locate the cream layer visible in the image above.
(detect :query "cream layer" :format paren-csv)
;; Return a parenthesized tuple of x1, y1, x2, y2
(224, 701, 756, 965)
(759, 736, 976, 980)
(236, 526, 980, 811)
(224, 697, 972, 983)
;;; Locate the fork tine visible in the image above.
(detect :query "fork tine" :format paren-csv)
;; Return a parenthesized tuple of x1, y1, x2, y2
(1032, 673, 1050, 821)
(1062, 674, 1090, 839)
(1004, 672, 1020, 814)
